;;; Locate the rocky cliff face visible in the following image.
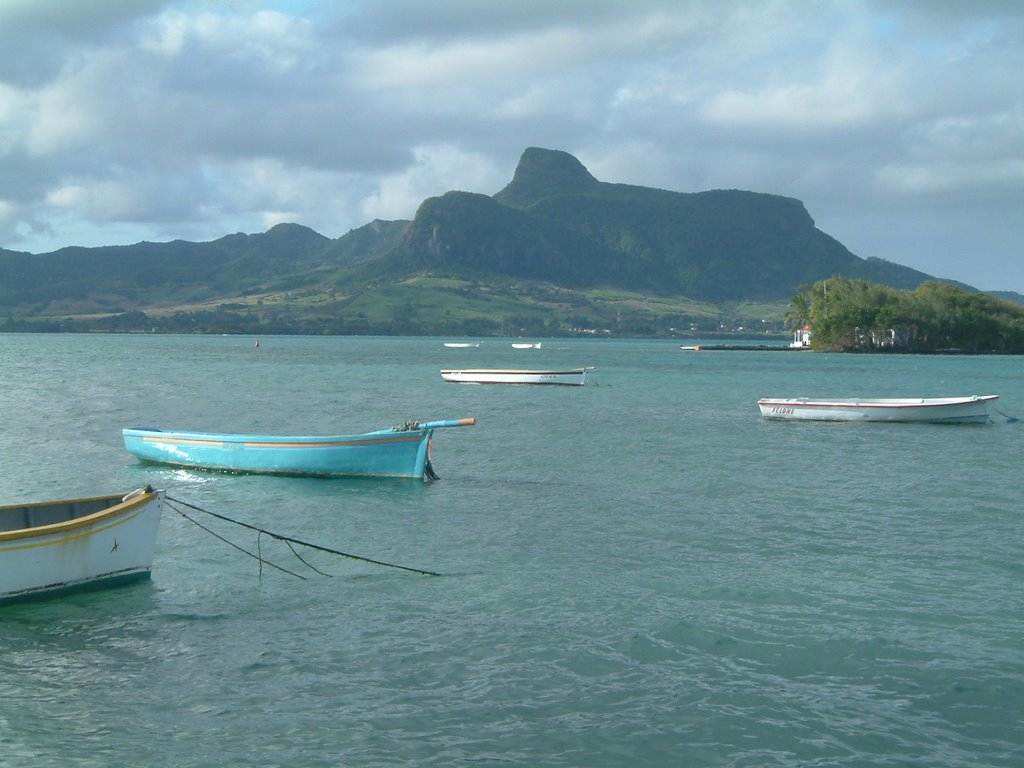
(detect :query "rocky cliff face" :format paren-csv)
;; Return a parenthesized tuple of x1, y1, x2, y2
(389, 147, 934, 300)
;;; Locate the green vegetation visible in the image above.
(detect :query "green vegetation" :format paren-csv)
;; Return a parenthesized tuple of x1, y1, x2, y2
(383, 149, 937, 302)
(1, 275, 791, 338)
(3, 147, 1019, 343)
(787, 277, 1024, 353)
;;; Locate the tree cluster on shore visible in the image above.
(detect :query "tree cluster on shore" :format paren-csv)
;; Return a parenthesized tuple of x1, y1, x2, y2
(787, 277, 1024, 353)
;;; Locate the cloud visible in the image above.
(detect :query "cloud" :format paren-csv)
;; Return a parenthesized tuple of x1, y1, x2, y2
(0, 0, 166, 85)
(358, 144, 504, 222)
(0, 0, 1022, 291)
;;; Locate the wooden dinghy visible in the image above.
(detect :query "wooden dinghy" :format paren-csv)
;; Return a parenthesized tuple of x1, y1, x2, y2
(0, 487, 165, 604)
(122, 418, 476, 479)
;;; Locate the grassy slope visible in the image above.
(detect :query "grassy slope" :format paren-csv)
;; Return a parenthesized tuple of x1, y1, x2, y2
(10, 273, 790, 336)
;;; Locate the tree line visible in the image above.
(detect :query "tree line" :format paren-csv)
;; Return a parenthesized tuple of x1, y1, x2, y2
(787, 277, 1024, 353)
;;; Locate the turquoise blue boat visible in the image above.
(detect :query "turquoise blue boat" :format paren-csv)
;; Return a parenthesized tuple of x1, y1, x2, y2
(122, 418, 475, 480)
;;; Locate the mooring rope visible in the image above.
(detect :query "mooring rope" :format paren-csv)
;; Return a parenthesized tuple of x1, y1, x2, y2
(425, 458, 440, 481)
(165, 496, 442, 577)
(167, 499, 308, 579)
(993, 407, 1020, 423)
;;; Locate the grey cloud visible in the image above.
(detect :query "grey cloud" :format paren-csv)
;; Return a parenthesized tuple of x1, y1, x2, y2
(0, 0, 1021, 291)
(0, 0, 168, 84)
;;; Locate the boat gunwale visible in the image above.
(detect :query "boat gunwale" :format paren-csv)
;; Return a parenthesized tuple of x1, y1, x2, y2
(0, 490, 161, 543)
(123, 428, 430, 448)
(440, 368, 594, 375)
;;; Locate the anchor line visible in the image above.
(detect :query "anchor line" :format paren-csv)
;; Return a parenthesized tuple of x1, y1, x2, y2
(167, 499, 307, 580)
(283, 537, 333, 577)
(165, 496, 442, 577)
(993, 407, 1020, 424)
(425, 457, 440, 481)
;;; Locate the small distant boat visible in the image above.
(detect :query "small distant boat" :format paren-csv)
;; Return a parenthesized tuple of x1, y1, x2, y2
(1, 487, 165, 605)
(441, 368, 593, 386)
(680, 345, 702, 351)
(122, 419, 475, 480)
(443, 342, 480, 348)
(757, 395, 999, 424)
(511, 342, 542, 349)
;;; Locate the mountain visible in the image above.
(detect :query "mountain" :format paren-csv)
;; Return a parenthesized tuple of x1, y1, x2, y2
(0, 221, 406, 313)
(366, 147, 937, 301)
(0, 147, 977, 335)
(988, 290, 1024, 305)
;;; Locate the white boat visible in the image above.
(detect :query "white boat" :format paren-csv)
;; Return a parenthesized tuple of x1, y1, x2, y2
(443, 342, 480, 348)
(757, 395, 999, 424)
(441, 367, 593, 386)
(511, 342, 541, 349)
(0, 487, 165, 604)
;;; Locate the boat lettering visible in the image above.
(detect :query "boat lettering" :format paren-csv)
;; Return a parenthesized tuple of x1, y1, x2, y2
(771, 407, 795, 415)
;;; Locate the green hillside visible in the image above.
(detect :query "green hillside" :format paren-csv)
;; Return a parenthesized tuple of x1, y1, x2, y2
(377, 148, 938, 301)
(0, 146, 993, 337)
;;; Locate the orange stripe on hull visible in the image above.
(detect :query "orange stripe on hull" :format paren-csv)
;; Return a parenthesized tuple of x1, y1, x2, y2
(142, 435, 422, 449)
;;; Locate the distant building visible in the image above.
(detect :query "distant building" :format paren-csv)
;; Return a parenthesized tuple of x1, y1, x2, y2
(790, 325, 812, 349)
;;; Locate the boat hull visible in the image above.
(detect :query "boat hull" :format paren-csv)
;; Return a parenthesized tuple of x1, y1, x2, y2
(123, 427, 435, 479)
(757, 395, 998, 424)
(441, 368, 590, 386)
(0, 488, 164, 604)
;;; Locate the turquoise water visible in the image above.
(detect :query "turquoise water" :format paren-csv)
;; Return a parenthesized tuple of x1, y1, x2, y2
(1, 333, 1022, 767)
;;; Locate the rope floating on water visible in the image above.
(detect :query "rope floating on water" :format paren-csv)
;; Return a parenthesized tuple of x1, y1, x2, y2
(165, 496, 442, 578)
(993, 407, 1020, 423)
(167, 499, 308, 579)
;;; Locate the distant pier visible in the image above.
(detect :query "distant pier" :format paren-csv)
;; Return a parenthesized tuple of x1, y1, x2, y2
(680, 344, 808, 352)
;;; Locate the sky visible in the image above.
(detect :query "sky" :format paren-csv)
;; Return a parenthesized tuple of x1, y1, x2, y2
(1, 0, 1022, 292)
